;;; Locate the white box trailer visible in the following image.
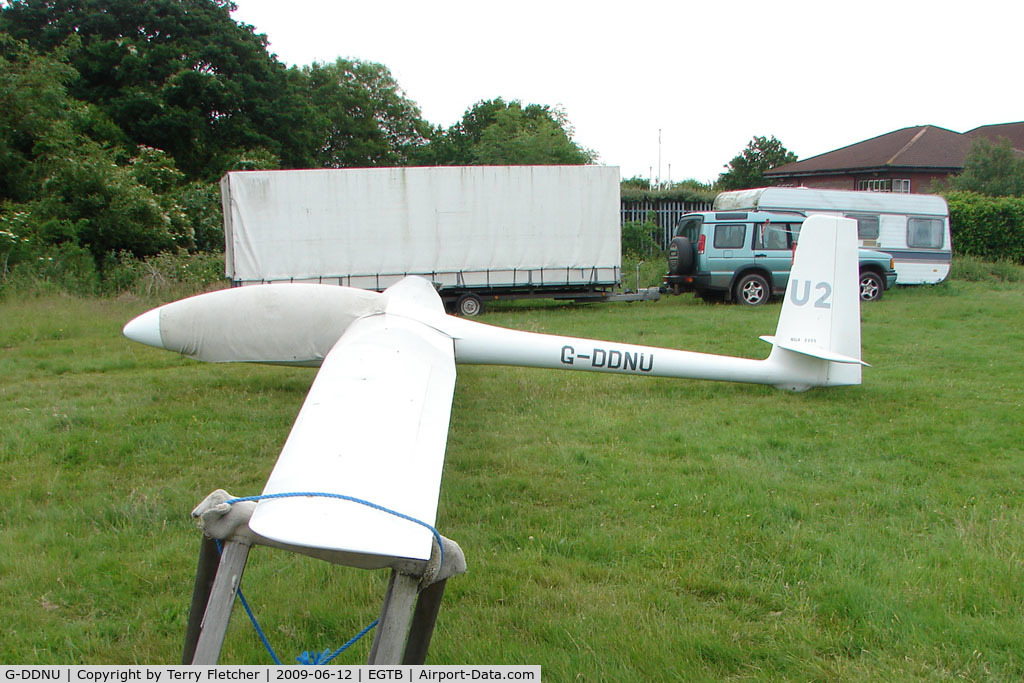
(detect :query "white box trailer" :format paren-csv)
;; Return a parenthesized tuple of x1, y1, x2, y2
(222, 166, 652, 315)
(713, 187, 951, 284)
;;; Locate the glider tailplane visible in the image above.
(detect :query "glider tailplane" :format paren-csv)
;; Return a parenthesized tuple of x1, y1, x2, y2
(761, 215, 867, 390)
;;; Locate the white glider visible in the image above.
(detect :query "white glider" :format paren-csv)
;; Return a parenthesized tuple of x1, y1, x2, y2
(124, 216, 866, 565)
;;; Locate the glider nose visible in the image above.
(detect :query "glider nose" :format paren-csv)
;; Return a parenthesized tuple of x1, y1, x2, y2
(123, 308, 164, 349)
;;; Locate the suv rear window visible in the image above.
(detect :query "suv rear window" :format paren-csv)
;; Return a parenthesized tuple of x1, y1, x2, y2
(714, 224, 746, 249)
(674, 217, 703, 241)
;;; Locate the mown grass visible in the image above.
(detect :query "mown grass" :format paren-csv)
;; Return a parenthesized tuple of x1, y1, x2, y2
(1, 266, 1023, 679)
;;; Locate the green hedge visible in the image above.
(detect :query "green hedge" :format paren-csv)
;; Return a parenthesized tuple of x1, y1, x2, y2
(947, 191, 1024, 263)
(619, 184, 717, 204)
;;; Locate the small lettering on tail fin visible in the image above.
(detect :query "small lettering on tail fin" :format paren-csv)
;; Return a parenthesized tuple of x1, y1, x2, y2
(766, 215, 864, 385)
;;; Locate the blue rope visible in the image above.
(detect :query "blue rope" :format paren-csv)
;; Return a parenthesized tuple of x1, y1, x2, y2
(216, 491, 443, 665)
(226, 491, 445, 567)
(295, 619, 379, 664)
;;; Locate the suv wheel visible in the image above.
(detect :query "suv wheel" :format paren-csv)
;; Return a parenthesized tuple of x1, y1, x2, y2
(734, 273, 770, 306)
(859, 271, 883, 302)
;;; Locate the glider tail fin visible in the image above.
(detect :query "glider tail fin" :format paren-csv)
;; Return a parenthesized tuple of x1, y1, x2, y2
(761, 215, 867, 389)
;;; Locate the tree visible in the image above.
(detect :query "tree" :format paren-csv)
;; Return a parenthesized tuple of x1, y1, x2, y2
(38, 146, 181, 259)
(415, 98, 595, 166)
(0, 0, 318, 179)
(717, 135, 797, 191)
(0, 32, 81, 203)
(0, 36, 221, 262)
(301, 59, 430, 167)
(946, 137, 1024, 197)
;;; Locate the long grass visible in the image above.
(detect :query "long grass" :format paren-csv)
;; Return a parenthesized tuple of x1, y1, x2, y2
(1, 268, 1022, 679)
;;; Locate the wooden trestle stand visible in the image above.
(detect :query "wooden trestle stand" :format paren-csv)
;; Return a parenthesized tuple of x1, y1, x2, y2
(182, 490, 466, 665)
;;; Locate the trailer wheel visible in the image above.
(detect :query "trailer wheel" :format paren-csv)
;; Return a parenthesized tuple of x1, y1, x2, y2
(456, 293, 483, 317)
(734, 273, 770, 306)
(859, 271, 884, 302)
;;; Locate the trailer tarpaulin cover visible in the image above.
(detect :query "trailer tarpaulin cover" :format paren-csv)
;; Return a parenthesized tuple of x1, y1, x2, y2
(221, 166, 621, 287)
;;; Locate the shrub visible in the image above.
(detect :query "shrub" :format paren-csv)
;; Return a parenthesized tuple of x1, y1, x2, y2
(621, 219, 660, 258)
(101, 250, 226, 298)
(946, 191, 1024, 263)
(0, 247, 226, 299)
(0, 205, 33, 277)
(951, 254, 1024, 283)
(0, 242, 100, 296)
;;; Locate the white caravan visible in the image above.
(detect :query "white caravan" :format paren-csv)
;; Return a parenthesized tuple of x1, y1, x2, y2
(714, 187, 951, 284)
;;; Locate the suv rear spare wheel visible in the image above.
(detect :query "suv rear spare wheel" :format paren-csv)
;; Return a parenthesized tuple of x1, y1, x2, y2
(667, 236, 695, 276)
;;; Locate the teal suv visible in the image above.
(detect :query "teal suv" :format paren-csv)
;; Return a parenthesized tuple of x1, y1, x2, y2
(663, 211, 897, 305)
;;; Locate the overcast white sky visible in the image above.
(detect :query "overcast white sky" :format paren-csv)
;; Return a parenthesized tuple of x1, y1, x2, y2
(230, 0, 1021, 183)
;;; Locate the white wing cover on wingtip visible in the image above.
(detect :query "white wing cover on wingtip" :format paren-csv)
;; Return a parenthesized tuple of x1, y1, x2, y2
(248, 312, 457, 562)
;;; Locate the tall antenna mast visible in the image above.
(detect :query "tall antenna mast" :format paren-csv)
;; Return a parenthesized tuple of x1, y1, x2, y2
(657, 129, 662, 188)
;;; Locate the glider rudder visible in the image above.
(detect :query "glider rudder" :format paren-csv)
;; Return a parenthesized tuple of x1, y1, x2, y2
(761, 215, 866, 390)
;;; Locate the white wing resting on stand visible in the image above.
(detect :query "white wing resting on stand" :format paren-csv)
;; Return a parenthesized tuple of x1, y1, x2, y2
(247, 312, 456, 563)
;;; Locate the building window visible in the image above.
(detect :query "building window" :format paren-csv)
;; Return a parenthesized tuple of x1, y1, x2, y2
(907, 217, 944, 249)
(857, 178, 912, 193)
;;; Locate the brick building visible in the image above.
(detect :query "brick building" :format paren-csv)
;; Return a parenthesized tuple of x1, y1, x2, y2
(764, 122, 1024, 193)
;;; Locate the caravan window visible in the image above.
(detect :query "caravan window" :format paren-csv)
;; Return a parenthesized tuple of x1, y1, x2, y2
(845, 213, 880, 240)
(907, 218, 944, 249)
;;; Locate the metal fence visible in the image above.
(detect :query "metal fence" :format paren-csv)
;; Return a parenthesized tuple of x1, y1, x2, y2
(620, 199, 713, 249)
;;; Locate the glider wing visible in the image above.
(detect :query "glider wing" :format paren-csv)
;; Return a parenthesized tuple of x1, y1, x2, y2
(247, 312, 457, 563)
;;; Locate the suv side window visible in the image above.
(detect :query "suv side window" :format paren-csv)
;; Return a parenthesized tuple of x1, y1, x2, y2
(714, 224, 746, 249)
(753, 221, 791, 250)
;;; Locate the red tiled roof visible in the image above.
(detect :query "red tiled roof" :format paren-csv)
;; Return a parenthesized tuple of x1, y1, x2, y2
(766, 125, 974, 177)
(965, 122, 1024, 152)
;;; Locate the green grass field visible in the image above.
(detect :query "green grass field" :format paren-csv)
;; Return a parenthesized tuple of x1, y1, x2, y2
(2, 269, 1023, 679)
